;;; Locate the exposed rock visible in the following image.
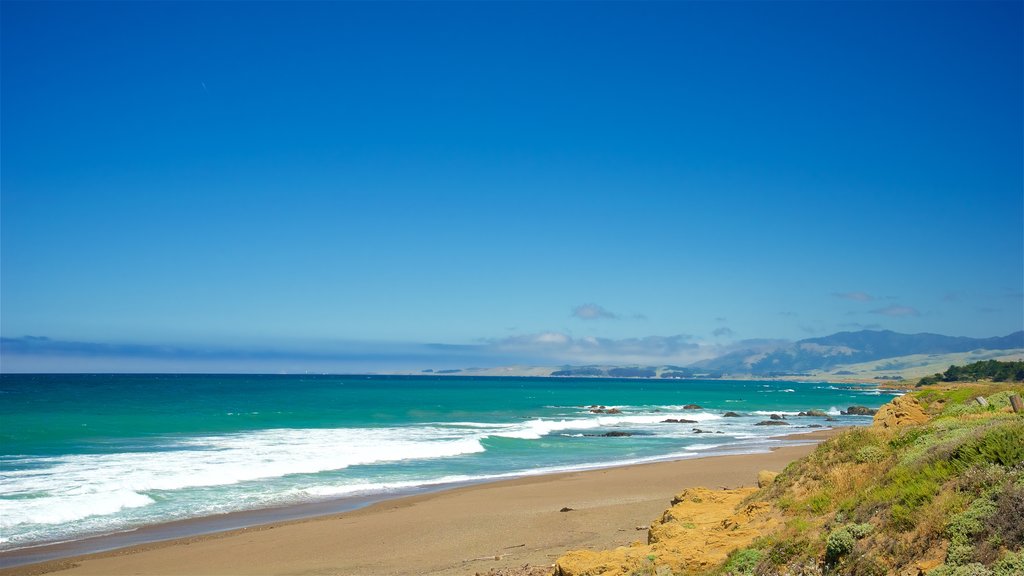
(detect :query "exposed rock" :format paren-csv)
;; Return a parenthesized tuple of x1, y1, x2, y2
(682, 404, 702, 410)
(802, 409, 828, 417)
(722, 411, 742, 417)
(757, 470, 779, 488)
(692, 428, 709, 434)
(873, 395, 928, 428)
(755, 420, 790, 426)
(825, 416, 838, 422)
(807, 424, 823, 428)
(606, 408, 622, 414)
(590, 409, 605, 414)
(661, 418, 698, 424)
(560, 507, 574, 512)
(601, 431, 632, 437)
(769, 414, 784, 420)
(846, 405, 877, 416)
(553, 487, 777, 576)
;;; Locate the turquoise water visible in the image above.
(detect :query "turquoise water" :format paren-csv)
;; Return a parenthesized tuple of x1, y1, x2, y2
(0, 374, 899, 550)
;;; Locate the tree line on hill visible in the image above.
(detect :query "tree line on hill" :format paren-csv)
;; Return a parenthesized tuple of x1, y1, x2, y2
(917, 359, 1024, 386)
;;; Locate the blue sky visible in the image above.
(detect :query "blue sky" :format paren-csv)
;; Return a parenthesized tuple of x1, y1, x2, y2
(2, 1, 1022, 372)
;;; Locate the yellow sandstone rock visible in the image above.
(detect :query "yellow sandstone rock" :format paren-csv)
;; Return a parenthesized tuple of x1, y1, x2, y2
(757, 470, 778, 488)
(872, 394, 928, 429)
(553, 487, 778, 576)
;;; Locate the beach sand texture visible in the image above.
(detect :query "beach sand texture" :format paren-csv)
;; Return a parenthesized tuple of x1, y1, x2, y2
(1, 431, 836, 576)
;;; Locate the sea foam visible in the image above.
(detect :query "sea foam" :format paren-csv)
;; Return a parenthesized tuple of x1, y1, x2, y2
(0, 426, 486, 529)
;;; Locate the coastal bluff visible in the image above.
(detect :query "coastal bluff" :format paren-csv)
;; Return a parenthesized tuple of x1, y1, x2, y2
(553, 382, 1024, 576)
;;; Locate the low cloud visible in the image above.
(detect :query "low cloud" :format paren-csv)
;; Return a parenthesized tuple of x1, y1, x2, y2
(833, 291, 874, 302)
(0, 336, 508, 374)
(489, 332, 706, 364)
(869, 305, 920, 317)
(2, 332, 722, 373)
(571, 303, 617, 320)
(712, 327, 735, 338)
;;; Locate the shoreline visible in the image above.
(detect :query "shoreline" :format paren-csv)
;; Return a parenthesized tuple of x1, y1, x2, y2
(0, 428, 843, 576)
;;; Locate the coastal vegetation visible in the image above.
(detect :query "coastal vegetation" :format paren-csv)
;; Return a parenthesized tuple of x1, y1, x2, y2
(553, 378, 1024, 576)
(917, 360, 1024, 386)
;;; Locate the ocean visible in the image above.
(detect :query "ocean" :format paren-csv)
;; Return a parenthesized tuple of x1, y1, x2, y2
(0, 374, 899, 553)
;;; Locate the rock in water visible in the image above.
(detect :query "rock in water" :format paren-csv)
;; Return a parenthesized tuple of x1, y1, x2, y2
(755, 420, 789, 426)
(723, 411, 741, 417)
(846, 405, 877, 416)
(682, 404, 702, 409)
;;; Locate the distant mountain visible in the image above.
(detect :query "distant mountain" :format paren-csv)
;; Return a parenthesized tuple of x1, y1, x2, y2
(693, 330, 1024, 375)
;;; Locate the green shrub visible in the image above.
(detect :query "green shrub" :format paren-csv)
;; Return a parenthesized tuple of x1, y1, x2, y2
(855, 445, 887, 464)
(983, 391, 1018, 410)
(825, 528, 855, 564)
(947, 498, 997, 543)
(946, 542, 977, 566)
(944, 402, 985, 417)
(846, 522, 873, 539)
(992, 550, 1024, 576)
(951, 422, 1024, 470)
(720, 548, 762, 576)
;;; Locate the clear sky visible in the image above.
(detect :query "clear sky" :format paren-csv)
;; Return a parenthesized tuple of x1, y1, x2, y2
(2, 1, 1022, 372)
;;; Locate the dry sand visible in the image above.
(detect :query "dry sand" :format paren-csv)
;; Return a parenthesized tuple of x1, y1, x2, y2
(1, 431, 838, 576)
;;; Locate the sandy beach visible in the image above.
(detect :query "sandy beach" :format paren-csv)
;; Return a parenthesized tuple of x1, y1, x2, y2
(0, 430, 837, 576)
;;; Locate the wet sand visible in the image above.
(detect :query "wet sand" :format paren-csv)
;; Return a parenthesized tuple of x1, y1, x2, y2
(0, 430, 839, 576)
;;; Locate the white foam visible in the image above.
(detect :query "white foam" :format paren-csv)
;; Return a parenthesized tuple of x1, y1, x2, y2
(0, 490, 154, 527)
(491, 418, 601, 439)
(0, 426, 486, 528)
